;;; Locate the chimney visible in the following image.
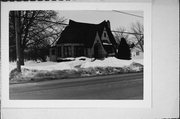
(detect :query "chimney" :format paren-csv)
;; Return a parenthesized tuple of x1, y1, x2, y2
(107, 20, 111, 30)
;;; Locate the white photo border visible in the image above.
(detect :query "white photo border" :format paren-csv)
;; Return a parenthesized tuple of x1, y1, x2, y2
(1, 2, 151, 108)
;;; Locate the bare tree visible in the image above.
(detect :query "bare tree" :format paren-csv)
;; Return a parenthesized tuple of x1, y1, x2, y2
(113, 27, 129, 44)
(9, 10, 66, 64)
(130, 21, 144, 52)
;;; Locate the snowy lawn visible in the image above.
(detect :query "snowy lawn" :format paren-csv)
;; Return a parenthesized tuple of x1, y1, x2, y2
(9, 57, 143, 83)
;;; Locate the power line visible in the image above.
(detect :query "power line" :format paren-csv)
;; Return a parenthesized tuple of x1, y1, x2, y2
(34, 18, 144, 35)
(38, 20, 143, 35)
(112, 30, 143, 35)
(112, 10, 143, 18)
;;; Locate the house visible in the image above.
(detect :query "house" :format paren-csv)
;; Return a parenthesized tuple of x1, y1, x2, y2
(49, 19, 117, 61)
(131, 47, 143, 59)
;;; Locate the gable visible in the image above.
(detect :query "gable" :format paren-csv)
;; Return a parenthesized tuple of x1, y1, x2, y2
(91, 32, 107, 57)
(93, 32, 105, 49)
(101, 27, 111, 44)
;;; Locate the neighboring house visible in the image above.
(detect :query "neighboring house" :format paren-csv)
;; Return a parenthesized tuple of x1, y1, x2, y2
(131, 47, 143, 59)
(50, 19, 117, 61)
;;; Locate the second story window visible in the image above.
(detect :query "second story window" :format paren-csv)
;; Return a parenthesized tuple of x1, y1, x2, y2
(104, 32, 106, 37)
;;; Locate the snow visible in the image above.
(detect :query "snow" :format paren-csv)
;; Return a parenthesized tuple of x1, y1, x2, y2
(23, 62, 72, 71)
(9, 62, 17, 73)
(9, 57, 143, 73)
(132, 58, 143, 65)
(81, 57, 133, 68)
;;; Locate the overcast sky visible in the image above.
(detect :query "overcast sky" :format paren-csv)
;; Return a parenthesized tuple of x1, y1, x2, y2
(57, 10, 143, 31)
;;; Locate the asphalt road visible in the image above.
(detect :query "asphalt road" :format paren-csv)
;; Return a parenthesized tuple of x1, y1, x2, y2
(10, 73, 143, 100)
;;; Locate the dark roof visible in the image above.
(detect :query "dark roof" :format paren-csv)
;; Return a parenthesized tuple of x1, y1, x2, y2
(56, 19, 117, 48)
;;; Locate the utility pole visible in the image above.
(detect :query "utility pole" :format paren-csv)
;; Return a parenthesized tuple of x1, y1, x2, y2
(14, 11, 21, 72)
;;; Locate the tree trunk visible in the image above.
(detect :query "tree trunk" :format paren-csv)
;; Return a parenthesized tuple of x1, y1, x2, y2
(20, 47, 24, 65)
(14, 11, 21, 72)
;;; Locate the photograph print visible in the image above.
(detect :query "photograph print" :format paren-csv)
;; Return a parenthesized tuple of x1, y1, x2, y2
(9, 10, 144, 100)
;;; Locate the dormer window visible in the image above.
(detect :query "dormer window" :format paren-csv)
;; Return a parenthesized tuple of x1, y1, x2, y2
(101, 28, 111, 44)
(104, 32, 106, 37)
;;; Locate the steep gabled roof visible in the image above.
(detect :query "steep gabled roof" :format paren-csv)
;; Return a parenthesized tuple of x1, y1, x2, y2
(56, 19, 117, 48)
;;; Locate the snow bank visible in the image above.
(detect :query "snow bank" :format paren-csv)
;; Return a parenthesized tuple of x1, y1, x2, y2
(9, 61, 73, 72)
(132, 59, 143, 65)
(9, 57, 143, 73)
(23, 62, 72, 71)
(81, 57, 137, 68)
(9, 62, 17, 73)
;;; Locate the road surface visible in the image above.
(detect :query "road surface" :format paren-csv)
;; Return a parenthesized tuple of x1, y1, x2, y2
(10, 73, 143, 100)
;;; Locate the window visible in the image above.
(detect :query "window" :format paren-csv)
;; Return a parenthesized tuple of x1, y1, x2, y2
(104, 32, 106, 37)
(63, 46, 67, 57)
(51, 49, 55, 55)
(63, 46, 73, 57)
(75, 46, 84, 57)
(68, 46, 72, 57)
(57, 47, 61, 57)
